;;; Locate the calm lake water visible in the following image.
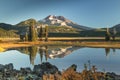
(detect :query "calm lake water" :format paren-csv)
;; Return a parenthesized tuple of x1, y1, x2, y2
(0, 46, 120, 74)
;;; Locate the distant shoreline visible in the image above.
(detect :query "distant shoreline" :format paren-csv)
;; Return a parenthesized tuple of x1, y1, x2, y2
(0, 37, 120, 50)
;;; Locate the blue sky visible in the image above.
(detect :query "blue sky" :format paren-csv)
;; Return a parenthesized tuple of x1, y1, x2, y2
(0, 0, 120, 28)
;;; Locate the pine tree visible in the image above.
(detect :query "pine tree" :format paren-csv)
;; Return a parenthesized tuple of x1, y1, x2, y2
(28, 21, 37, 41)
(45, 26, 48, 42)
(39, 25, 43, 41)
(25, 32, 28, 41)
(105, 28, 110, 41)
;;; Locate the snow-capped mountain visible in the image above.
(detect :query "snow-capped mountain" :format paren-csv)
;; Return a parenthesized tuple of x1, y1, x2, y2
(39, 15, 92, 30)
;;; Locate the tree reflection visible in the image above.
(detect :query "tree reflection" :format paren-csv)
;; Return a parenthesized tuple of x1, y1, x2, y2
(112, 48, 116, 55)
(105, 48, 116, 58)
(39, 46, 49, 63)
(105, 48, 110, 57)
(44, 46, 48, 62)
(39, 46, 44, 63)
(16, 46, 79, 65)
(28, 46, 38, 65)
(17, 47, 29, 55)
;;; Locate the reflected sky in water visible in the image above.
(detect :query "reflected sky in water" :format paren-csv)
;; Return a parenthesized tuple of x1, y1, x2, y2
(0, 46, 120, 74)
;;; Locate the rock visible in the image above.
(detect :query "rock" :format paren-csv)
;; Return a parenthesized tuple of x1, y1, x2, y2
(0, 63, 120, 80)
(20, 67, 31, 75)
(106, 72, 120, 80)
(66, 64, 77, 71)
(33, 64, 43, 75)
(5, 63, 13, 71)
(33, 62, 59, 75)
(0, 64, 4, 72)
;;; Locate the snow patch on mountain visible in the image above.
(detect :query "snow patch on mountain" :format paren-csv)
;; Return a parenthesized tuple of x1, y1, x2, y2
(39, 15, 93, 30)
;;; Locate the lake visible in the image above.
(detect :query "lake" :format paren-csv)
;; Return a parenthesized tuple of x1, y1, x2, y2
(0, 45, 120, 74)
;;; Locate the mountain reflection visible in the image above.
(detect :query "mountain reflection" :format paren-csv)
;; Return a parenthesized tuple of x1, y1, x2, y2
(7, 46, 118, 65)
(16, 46, 80, 65)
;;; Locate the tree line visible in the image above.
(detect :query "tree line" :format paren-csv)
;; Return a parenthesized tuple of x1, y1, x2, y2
(20, 21, 48, 42)
(19, 21, 117, 42)
(105, 28, 117, 41)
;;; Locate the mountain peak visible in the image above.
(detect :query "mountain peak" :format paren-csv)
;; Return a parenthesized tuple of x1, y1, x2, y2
(44, 15, 56, 20)
(39, 15, 93, 30)
(44, 15, 71, 22)
(40, 15, 73, 27)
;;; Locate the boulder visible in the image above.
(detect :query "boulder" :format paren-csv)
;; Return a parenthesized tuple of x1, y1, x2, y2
(5, 63, 13, 71)
(33, 62, 59, 75)
(66, 64, 77, 71)
(0, 64, 4, 72)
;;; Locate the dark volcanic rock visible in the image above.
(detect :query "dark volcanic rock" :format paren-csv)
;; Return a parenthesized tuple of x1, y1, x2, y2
(66, 64, 77, 72)
(106, 72, 120, 80)
(0, 64, 4, 72)
(20, 67, 32, 75)
(5, 63, 13, 71)
(0, 63, 120, 80)
(33, 62, 59, 75)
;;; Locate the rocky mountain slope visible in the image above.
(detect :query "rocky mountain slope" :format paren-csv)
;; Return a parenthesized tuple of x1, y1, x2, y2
(111, 24, 120, 32)
(39, 15, 92, 31)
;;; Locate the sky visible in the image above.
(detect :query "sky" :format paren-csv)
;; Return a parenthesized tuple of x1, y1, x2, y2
(0, 0, 120, 28)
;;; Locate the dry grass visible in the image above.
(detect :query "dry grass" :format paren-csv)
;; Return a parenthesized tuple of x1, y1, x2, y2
(42, 65, 106, 80)
(0, 37, 120, 50)
(0, 47, 5, 52)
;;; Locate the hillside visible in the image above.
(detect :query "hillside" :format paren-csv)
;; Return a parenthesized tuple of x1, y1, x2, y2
(15, 18, 80, 34)
(48, 26, 78, 33)
(0, 22, 116, 37)
(0, 15, 120, 37)
(111, 24, 120, 32)
(16, 18, 37, 27)
(0, 28, 18, 38)
(0, 23, 16, 30)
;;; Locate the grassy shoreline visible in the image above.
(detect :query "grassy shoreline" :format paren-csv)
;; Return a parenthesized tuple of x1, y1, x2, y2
(0, 37, 120, 50)
(0, 41, 120, 50)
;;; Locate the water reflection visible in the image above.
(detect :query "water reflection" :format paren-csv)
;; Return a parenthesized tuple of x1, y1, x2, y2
(112, 48, 116, 54)
(1, 46, 120, 74)
(105, 48, 110, 57)
(14, 46, 119, 65)
(29, 46, 38, 65)
(39, 46, 48, 63)
(17, 46, 80, 65)
(105, 48, 116, 58)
